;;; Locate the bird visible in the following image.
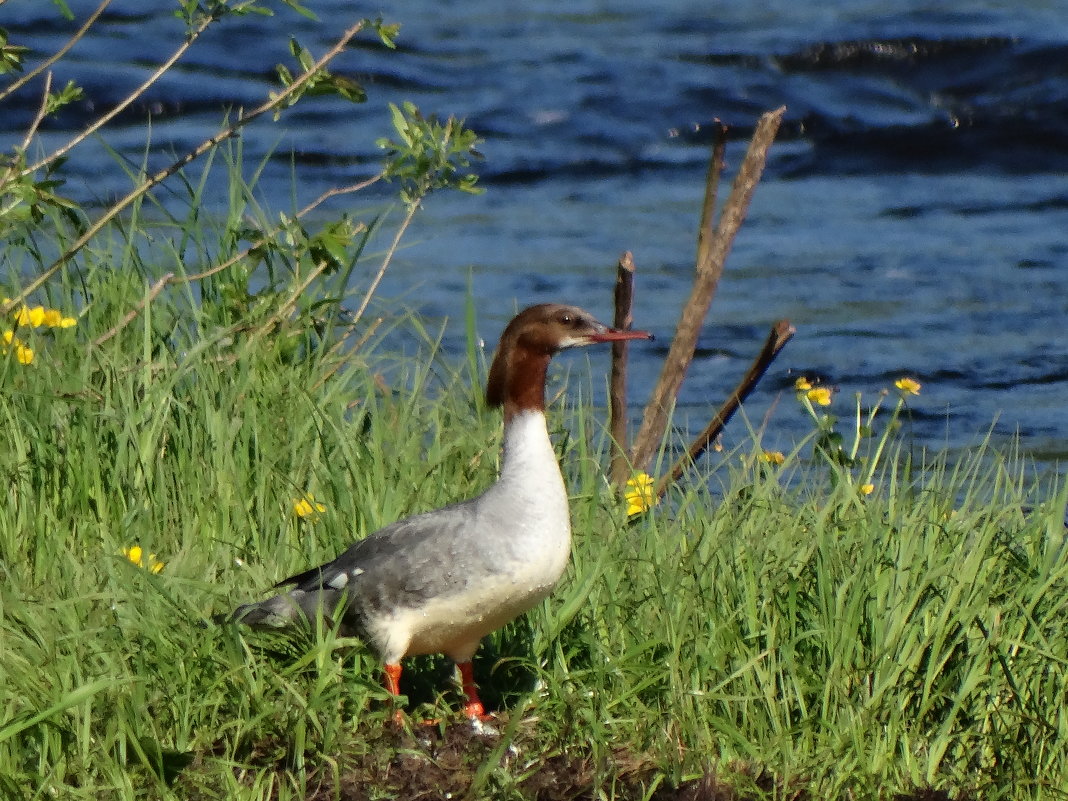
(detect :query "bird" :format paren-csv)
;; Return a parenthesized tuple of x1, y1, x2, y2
(229, 303, 652, 719)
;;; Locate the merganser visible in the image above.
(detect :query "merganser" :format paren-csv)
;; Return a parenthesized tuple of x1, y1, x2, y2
(230, 303, 652, 718)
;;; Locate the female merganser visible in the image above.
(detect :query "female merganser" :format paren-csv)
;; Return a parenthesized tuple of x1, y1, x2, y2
(231, 303, 652, 718)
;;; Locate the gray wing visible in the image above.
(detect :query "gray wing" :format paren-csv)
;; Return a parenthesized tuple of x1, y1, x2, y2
(233, 498, 496, 632)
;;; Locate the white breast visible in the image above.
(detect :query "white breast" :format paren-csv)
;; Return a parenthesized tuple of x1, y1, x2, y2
(369, 410, 573, 664)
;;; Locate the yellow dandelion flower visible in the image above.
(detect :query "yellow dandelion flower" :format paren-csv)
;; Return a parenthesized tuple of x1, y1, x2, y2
(15, 305, 46, 328)
(123, 544, 164, 574)
(293, 495, 327, 520)
(794, 376, 812, 391)
(14, 344, 33, 365)
(806, 386, 833, 406)
(895, 377, 921, 396)
(761, 450, 785, 465)
(1, 330, 32, 365)
(42, 308, 77, 327)
(624, 472, 656, 517)
(859, 483, 875, 496)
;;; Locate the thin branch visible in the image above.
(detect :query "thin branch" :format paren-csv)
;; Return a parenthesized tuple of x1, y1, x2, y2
(92, 273, 174, 347)
(654, 319, 795, 499)
(0, 72, 52, 193)
(629, 106, 786, 472)
(2, 19, 367, 314)
(0, 0, 111, 105)
(23, 7, 215, 177)
(175, 173, 384, 284)
(18, 72, 53, 155)
(349, 202, 418, 328)
(608, 251, 636, 487)
(696, 121, 728, 274)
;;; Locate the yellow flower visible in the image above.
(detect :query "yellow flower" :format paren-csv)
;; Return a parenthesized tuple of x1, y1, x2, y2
(1, 330, 32, 365)
(5, 300, 77, 328)
(123, 544, 164, 574)
(859, 483, 875, 496)
(293, 495, 327, 520)
(14, 305, 46, 328)
(895, 377, 921, 396)
(794, 376, 812, 391)
(624, 472, 656, 517)
(761, 450, 785, 465)
(806, 386, 833, 406)
(42, 308, 76, 327)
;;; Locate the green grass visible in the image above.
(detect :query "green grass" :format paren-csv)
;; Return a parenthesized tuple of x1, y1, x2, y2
(0, 260, 1066, 800)
(1, 193, 1067, 800)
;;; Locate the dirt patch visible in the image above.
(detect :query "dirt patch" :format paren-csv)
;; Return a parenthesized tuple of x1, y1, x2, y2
(293, 716, 973, 801)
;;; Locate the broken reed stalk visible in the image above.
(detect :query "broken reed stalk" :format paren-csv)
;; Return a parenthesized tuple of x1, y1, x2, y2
(608, 252, 637, 486)
(628, 106, 786, 474)
(654, 319, 795, 499)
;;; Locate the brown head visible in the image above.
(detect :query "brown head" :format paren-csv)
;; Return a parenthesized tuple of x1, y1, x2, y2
(485, 303, 653, 421)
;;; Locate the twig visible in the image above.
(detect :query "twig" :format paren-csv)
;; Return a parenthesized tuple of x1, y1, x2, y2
(23, 6, 216, 177)
(0, 0, 111, 106)
(18, 73, 53, 156)
(696, 120, 728, 271)
(175, 173, 383, 284)
(629, 106, 786, 471)
(0, 72, 52, 193)
(349, 202, 418, 328)
(2, 19, 368, 314)
(654, 319, 795, 499)
(92, 273, 174, 347)
(608, 251, 636, 486)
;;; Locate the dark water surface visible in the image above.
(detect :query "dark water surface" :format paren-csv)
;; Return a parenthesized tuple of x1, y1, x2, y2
(3, 1, 1067, 472)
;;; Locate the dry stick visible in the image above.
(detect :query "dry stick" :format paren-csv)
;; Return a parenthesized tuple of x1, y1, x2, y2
(628, 106, 786, 472)
(654, 319, 795, 499)
(696, 120, 728, 271)
(608, 251, 636, 486)
(1, 19, 367, 313)
(0, 0, 111, 105)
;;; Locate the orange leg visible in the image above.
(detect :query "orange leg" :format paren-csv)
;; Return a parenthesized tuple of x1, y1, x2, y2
(384, 663, 404, 724)
(457, 661, 486, 718)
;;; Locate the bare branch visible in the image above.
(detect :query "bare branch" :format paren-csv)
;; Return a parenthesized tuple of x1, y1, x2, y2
(608, 251, 636, 486)
(0, 0, 111, 105)
(23, 7, 216, 177)
(349, 202, 418, 328)
(629, 106, 786, 471)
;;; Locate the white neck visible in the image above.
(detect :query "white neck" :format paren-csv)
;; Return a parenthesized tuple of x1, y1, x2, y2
(484, 410, 570, 536)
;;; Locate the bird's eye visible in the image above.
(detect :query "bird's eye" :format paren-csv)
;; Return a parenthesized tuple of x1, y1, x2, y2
(559, 314, 572, 326)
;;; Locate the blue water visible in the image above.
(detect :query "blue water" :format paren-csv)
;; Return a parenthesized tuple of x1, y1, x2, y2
(3, 1, 1067, 471)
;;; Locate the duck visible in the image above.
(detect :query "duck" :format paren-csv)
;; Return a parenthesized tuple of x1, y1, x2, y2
(230, 303, 652, 718)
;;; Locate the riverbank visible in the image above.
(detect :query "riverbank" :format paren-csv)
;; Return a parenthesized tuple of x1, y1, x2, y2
(0, 268, 1064, 799)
